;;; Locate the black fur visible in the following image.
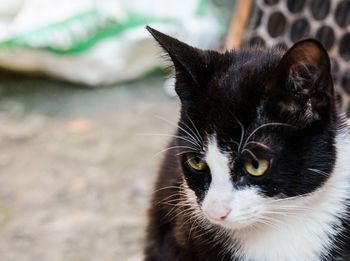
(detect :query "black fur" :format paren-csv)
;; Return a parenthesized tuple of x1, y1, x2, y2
(144, 26, 350, 261)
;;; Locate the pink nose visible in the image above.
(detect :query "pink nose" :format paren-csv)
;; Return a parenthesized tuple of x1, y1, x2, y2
(205, 207, 231, 221)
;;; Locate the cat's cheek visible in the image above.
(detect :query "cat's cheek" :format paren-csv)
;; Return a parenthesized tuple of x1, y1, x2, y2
(182, 170, 211, 203)
(227, 188, 266, 230)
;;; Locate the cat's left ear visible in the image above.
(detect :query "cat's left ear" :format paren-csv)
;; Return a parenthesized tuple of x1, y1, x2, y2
(267, 39, 333, 126)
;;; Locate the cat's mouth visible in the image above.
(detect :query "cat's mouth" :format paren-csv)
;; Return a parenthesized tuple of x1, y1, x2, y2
(200, 184, 269, 231)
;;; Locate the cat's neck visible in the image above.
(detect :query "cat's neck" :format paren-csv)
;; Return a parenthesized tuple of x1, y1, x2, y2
(229, 124, 350, 261)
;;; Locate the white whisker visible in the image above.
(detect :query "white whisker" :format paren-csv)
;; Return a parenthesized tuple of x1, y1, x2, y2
(139, 133, 200, 149)
(153, 145, 197, 158)
(243, 122, 296, 149)
(241, 148, 259, 161)
(184, 110, 204, 144)
(154, 115, 202, 148)
(307, 168, 329, 177)
(245, 141, 273, 151)
(232, 114, 245, 152)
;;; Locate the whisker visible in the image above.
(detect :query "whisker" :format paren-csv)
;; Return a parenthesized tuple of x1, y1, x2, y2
(232, 114, 245, 152)
(268, 192, 313, 203)
(263, 209, 307, 216)
(244, 141, 273, 151)
(139, 133, 200, 149)
(184, 111, 204, 144)
(243, 122, 296, 149)
(157, 195, 181, 205)
(178, 211, 199, 230)
(256, 216, 282, 229)
(188, 217, 199, 240)
(270, 205, 315, 211)
(154, 115, 202, 148)
(163, 205, 178, 219)
(169, 207, 194, 222)
(164, 202, 195, 207)
(178, 120, 203, 147)
(176, 150, 205, 156)
(163, 201, 190, 218)
(153, 145, 197, 158)
(192, 225, 212, 241)
(241, 148, 258, 162)
(307, 168, 329, 177)
(152, 185, 180, 194)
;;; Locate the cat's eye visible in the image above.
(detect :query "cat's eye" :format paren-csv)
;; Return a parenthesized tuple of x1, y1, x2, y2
(186, 153, 207, 171)
(243, 159, 270, 177)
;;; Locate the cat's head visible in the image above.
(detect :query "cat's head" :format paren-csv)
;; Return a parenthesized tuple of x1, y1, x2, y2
(147, 26, 337, 231)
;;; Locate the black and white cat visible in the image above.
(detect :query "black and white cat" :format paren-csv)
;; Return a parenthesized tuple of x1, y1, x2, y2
(144, 26, 350, 261)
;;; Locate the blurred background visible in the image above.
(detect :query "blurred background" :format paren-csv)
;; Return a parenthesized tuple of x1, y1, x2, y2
(0, 0, 349, 260)
(0, 0, 233, 260)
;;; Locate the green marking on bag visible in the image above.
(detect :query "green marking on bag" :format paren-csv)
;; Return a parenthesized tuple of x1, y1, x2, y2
(0, 10, 176, 55)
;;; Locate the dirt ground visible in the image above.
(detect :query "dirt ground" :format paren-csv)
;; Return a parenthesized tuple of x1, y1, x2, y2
(0, 71, 179, 261)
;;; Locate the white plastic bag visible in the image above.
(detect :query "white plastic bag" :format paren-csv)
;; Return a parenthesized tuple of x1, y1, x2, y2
(0, 0, 221, 86)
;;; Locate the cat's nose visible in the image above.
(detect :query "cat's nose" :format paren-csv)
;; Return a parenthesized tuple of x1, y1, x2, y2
(204, 206, 232, 221)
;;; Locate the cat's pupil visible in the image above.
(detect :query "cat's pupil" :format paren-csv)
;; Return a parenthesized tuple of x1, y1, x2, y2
(194, 157, 201, 164)
(252, 160, 259, 169)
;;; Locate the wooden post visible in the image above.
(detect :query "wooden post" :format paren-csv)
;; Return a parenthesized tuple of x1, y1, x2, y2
(225, 0, 253, 50)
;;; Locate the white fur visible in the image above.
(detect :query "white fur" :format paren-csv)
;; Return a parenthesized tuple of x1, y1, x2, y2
(201, 129, 350, 261)
(202, 136, 233, 220)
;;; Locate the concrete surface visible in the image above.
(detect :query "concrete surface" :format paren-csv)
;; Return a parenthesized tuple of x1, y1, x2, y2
(0, 71, 179, 261)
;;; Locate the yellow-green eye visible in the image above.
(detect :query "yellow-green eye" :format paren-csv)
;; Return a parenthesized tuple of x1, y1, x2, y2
(244, 159, 270, 177)
(186, 153, 207, 171)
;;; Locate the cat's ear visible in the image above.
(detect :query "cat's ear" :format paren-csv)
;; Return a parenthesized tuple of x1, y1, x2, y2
(267, 39, 333, 126)
(146, 26, 208, 100)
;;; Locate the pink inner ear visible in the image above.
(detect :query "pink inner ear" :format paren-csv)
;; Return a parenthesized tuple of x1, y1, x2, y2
(281, 40, 329, 71)
(292, 44, 322, 67)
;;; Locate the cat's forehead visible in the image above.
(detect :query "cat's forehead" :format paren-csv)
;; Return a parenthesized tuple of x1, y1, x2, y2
(197, 51, 279, 110)
(191, 52, 280, 117)
(180, 51, 286, 145)
(220, 49, 281, 87)
(230, 48, 282, 70)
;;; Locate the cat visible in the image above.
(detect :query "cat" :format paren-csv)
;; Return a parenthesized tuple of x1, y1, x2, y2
(144, 26, 350, 261)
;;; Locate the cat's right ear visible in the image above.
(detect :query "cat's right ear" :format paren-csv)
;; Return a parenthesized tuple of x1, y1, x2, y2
(146, 26, 207, 100)
(266, 39, 334, 126)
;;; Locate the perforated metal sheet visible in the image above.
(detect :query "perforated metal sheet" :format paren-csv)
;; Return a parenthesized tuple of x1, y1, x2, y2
(243, 0, 350, 115)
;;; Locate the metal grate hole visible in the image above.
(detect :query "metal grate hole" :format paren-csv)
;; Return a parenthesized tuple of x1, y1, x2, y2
(275, 42, 288, 50)
(315, 26, 335, 51)
(290, 18, 310, 42)
(341, 70, 350, 94)
(339, 33, 350, 61)
(309, 0, 330, 20)
(287, 0, 305, 13)
(252, 8, 263, 29)
(330, 59, 339, 81)
(264, 0, 279, 6)
(335, 0, 350, 28)
(248, 36, 266, 47)
(267, 12, 287, 38)
(336, 93, 343, 108)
